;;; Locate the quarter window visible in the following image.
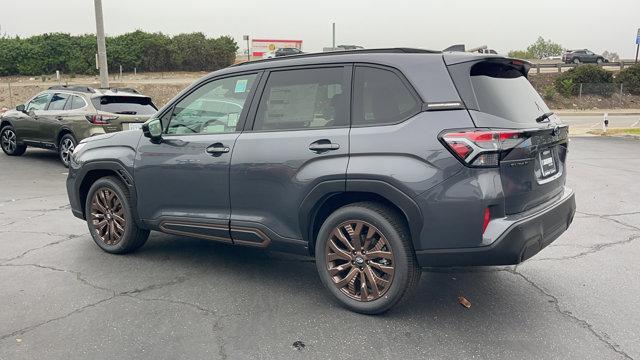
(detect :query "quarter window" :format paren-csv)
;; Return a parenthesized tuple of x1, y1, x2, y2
(352, 66, 420, 126)
(47, 93, 70, 111)
(253, 67, 348, 131)
(166, 73, 257, 135)
(26, 94, 53, 111)
(63, 96, 86, 110)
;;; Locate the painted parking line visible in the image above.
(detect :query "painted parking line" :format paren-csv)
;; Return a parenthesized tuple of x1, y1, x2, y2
(631, 120, 640, 128)
(589, 122, 601, 128)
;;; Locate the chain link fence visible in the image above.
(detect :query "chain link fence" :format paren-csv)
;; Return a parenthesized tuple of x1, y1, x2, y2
(545, 83, 639, 110)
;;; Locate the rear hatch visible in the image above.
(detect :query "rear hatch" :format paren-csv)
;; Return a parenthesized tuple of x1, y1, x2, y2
(445, 56, 568, 214)
(90, 95, 157, 132)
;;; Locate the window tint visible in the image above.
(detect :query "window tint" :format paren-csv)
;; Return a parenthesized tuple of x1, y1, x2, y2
(26, 94, 52, 111)
(253, 67, 348, 131)
(352, 66, 420, 126)
(166, 73, 257, 135)
(470, 62, 550, 124)
(70, 96, 86, 110)
(91, 96, 157, 115)
(47, 93, 70, 111)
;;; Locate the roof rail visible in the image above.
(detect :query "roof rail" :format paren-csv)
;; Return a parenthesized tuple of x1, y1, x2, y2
(48, 85, 95, 93)
(233, 47, 441, 67)
(106, 87, 140, 94)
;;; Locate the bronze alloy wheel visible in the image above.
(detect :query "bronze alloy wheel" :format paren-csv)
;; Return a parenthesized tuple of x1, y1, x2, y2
(90, 187, 126, 245)
(325, 220, 395, 302)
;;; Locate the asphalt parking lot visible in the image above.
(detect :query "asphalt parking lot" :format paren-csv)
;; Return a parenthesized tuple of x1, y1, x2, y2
(1, 136, 639, 360)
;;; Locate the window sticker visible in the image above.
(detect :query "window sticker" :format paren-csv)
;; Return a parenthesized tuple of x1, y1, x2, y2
(235, 79, 248, 93)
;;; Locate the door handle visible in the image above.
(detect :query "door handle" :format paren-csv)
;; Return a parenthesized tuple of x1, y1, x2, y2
(309, 139, 340, 153)
(205, 143, 230, 155)
(56, 116, 64, 121)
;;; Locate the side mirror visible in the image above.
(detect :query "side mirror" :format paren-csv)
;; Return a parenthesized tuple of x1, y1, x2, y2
(16, 104, 26, 113)
(142, 118, 163, 141)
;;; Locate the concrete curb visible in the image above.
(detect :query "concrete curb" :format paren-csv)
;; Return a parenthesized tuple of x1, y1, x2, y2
(554, 110, 640, 116)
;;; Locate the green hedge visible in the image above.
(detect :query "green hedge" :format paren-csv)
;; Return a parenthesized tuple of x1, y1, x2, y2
(554, 65, 614, 96)
(0, 31, 238, 76)
(616, 64, 640, 95)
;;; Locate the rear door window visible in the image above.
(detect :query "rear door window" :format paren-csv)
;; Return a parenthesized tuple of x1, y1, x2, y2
(92, 96, 157, 115)
(352, 66, 421, 126)
(253, 67, 349, 131)
(47, 93, 70, 111)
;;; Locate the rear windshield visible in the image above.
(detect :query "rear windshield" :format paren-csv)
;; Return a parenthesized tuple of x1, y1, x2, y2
(469, 62, 550, 124)
(91, 96, 157, 115)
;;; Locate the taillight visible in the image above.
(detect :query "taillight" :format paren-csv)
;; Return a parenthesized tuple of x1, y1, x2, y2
(86, 114, 118, 125)
(440, 129, 526, 167)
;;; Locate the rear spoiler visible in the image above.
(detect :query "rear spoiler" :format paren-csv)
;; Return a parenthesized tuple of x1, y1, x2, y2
(443, 54, 531, 77)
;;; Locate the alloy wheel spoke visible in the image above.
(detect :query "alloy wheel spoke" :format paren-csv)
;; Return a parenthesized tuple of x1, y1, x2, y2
(334, 267, 359, 288)
(369, 261, 395, 276)
(327, 238, 352, 261)
(329, 262, 352, 276)
(365, 250, 393, 260)
(359, 271, 369, 301)
(363, 266, 381, 298)
(331, 228, 354, 252)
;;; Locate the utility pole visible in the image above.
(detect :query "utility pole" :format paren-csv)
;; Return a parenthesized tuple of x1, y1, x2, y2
(94, 0, 109, 88)
(243, 35, 250, 62)
(332, 22, 336, 48)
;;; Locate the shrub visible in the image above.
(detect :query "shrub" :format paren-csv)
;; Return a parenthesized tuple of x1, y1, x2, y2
(543, 86, 557, 100)
(558, 78, 574, 97)
(555, 65, 614, 96)
(616, 64, 640, 94)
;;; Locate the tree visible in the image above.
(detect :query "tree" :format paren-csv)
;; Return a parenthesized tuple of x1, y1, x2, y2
(507, 49, 534, 59)
(602, 51, 620, 62)
(526, 36, 564, 59)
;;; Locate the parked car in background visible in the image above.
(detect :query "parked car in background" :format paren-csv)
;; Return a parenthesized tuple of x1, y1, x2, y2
(337, 45, 365, 50)
(562, 49, 606, 64)
(0, 86, 157, 166)
(66, 49, 575, 314)
(274, 47, 303, 57)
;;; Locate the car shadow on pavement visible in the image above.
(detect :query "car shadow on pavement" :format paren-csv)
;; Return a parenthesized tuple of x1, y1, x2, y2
(126, 232, 547, 322)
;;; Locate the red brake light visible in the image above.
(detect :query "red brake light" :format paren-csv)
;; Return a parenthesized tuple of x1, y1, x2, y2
(448, 142, 473, 159)
(482, 207, 491, 233)
(440, 129, 526, 167)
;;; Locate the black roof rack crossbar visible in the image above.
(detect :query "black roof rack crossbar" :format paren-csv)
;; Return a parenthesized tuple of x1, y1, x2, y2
(48, 85, 95, 93)
(233, 47, 441, 67)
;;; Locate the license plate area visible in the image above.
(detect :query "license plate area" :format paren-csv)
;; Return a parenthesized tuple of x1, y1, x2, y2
(126, 123, 143, 131)
(538, 148, 557, 178)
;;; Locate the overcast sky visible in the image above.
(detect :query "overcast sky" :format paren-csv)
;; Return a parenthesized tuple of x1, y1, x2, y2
(1, 0, 639, 58)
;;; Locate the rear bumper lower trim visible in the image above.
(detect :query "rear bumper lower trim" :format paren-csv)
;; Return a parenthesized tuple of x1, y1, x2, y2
(415, 187, 576, 267)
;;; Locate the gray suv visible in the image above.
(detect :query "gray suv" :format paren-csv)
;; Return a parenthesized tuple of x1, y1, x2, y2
(66, 49, 576, 314)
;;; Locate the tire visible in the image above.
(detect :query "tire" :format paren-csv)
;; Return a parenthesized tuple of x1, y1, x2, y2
(1, 125, 27, 156)
(573, 58, 580, 64)
(85, 176, 149, 254)
(315, 202, 421, 314)
(58, 133, 76, 167)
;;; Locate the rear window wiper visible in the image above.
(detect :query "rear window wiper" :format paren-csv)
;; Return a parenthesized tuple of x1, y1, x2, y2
(535, 111, 554, 123)
(115, 111, 137, 115)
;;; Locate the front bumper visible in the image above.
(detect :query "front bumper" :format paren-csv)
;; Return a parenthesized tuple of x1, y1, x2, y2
(415, 187, 575, 267)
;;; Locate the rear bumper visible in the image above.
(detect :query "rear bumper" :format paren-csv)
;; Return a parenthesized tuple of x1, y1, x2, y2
(415, 187, 575, 267)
